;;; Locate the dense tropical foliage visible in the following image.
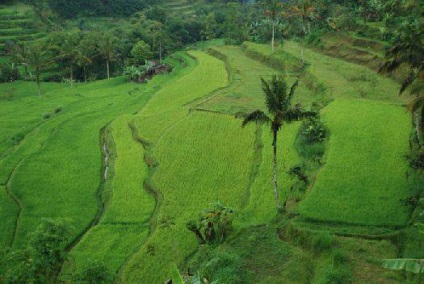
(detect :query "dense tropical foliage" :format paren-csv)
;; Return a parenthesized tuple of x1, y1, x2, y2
(0, 0, 423, 283)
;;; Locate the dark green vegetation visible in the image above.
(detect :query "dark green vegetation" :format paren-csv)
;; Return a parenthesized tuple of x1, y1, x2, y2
(0, 0, 423, 283)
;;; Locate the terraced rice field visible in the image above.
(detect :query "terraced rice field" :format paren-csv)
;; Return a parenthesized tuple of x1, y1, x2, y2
(163, 0, 196, 17)
(0, 54, 188, 251)
(242, 41, 412, 227)
(298, 99, 411, 226)
(0, 38, 417, 283)
(0, 4, 43, 55)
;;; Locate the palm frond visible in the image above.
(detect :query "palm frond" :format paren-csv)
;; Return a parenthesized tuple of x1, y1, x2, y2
(281, 104, 316, 123)
(400, 71, 417, 95)
(408, 95, 424, 113)
(288, 80, 299, 101)
(242, 110, 271, 127)
(409, 80, 424, 97)
(261, 76, 278, 114)
(382, 258, 424, 274)
(261, 75, 288, 114)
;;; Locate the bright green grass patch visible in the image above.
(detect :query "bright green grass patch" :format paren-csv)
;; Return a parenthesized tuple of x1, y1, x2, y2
(119, 111, 256, 283)
(10, 114, 112, 248)
(0, 55, 185, 250)
(3, 81, 158, 249)
(0, 186, 18, 247)
(298, 99, 411, 226)
(102, 115, 154, 223)
(66, 224, 149, 274)
(134, 51, 228, 142)
(67, 114, 155, 274)
(0, 122, 57, 185)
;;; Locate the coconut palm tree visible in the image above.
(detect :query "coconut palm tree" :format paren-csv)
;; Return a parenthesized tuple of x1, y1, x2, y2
(379, 23, 424, 146)
(379, 25, 423, 95)
(49, 31, 82, 88)
(95, 31, 117, 80)
(14, 42, 52, 95)
(240, 76, 315, 210)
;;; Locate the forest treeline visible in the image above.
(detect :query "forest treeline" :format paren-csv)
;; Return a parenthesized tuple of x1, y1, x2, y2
(1, 0, 421, 84)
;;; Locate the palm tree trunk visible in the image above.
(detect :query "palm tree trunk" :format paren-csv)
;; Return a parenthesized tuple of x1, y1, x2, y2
(300, 42, 304, 65)
(70, 64, 74, 88)
(272, 130, 282, 209)
(36, 67, 41, 96)
(106, 57, 110, 80)
(271, 21, 275, 53)
(415, 111, 423, 147)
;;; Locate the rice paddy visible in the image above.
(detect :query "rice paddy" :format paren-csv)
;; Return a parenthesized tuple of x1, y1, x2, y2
(0, 38, 419, 283)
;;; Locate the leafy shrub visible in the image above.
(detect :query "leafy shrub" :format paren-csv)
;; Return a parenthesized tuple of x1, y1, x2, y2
(301, 116, 327, 144)
(11, 133, 25, 145)
(186, 201, 234, 245)
(54, 106, 63, 114)
(305, 30, 324, 48)
(76, 260, 113, 284)
(0, 63, 19, 83)
(409, 152, 424, 169)
(43, 113, 52, 120)
(123, 66, 144, 81)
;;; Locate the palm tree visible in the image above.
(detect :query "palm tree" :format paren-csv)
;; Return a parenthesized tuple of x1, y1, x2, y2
(50, 31, 82, 88)
(95, 31, 117, 80)
(14, 42, 52, 95)
(241, 76, 315, 210)
(379, 24, 424, 146)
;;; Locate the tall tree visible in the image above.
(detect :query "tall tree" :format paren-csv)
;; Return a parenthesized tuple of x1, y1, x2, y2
(240, 76, 315, 209)
(96, 31, 117, 80)
(379, 24, 424, 146)
(259, 0, 284, 52)
(50, 31, 82, 87)
(291, 0, 315, 36)
(14, 42, 52, 95)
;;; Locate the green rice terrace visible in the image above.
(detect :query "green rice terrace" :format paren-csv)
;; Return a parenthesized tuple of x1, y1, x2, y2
(0, 1, 423, 283)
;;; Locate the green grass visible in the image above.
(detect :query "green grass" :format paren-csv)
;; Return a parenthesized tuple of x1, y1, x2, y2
(0, 70, 183, 250)
(241, 122, 302, 225)
(0, 33, 420, 284)
(120, 112, 256, 283)
(239, 42, 413, 227)
(281, 41, 406, 104)
(67, 114, 155, 274)
(0, 186, 18, 247)
(118, 51, 259, 282)
(133, 51, 228, 142)
(298, 99, 411, 226)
